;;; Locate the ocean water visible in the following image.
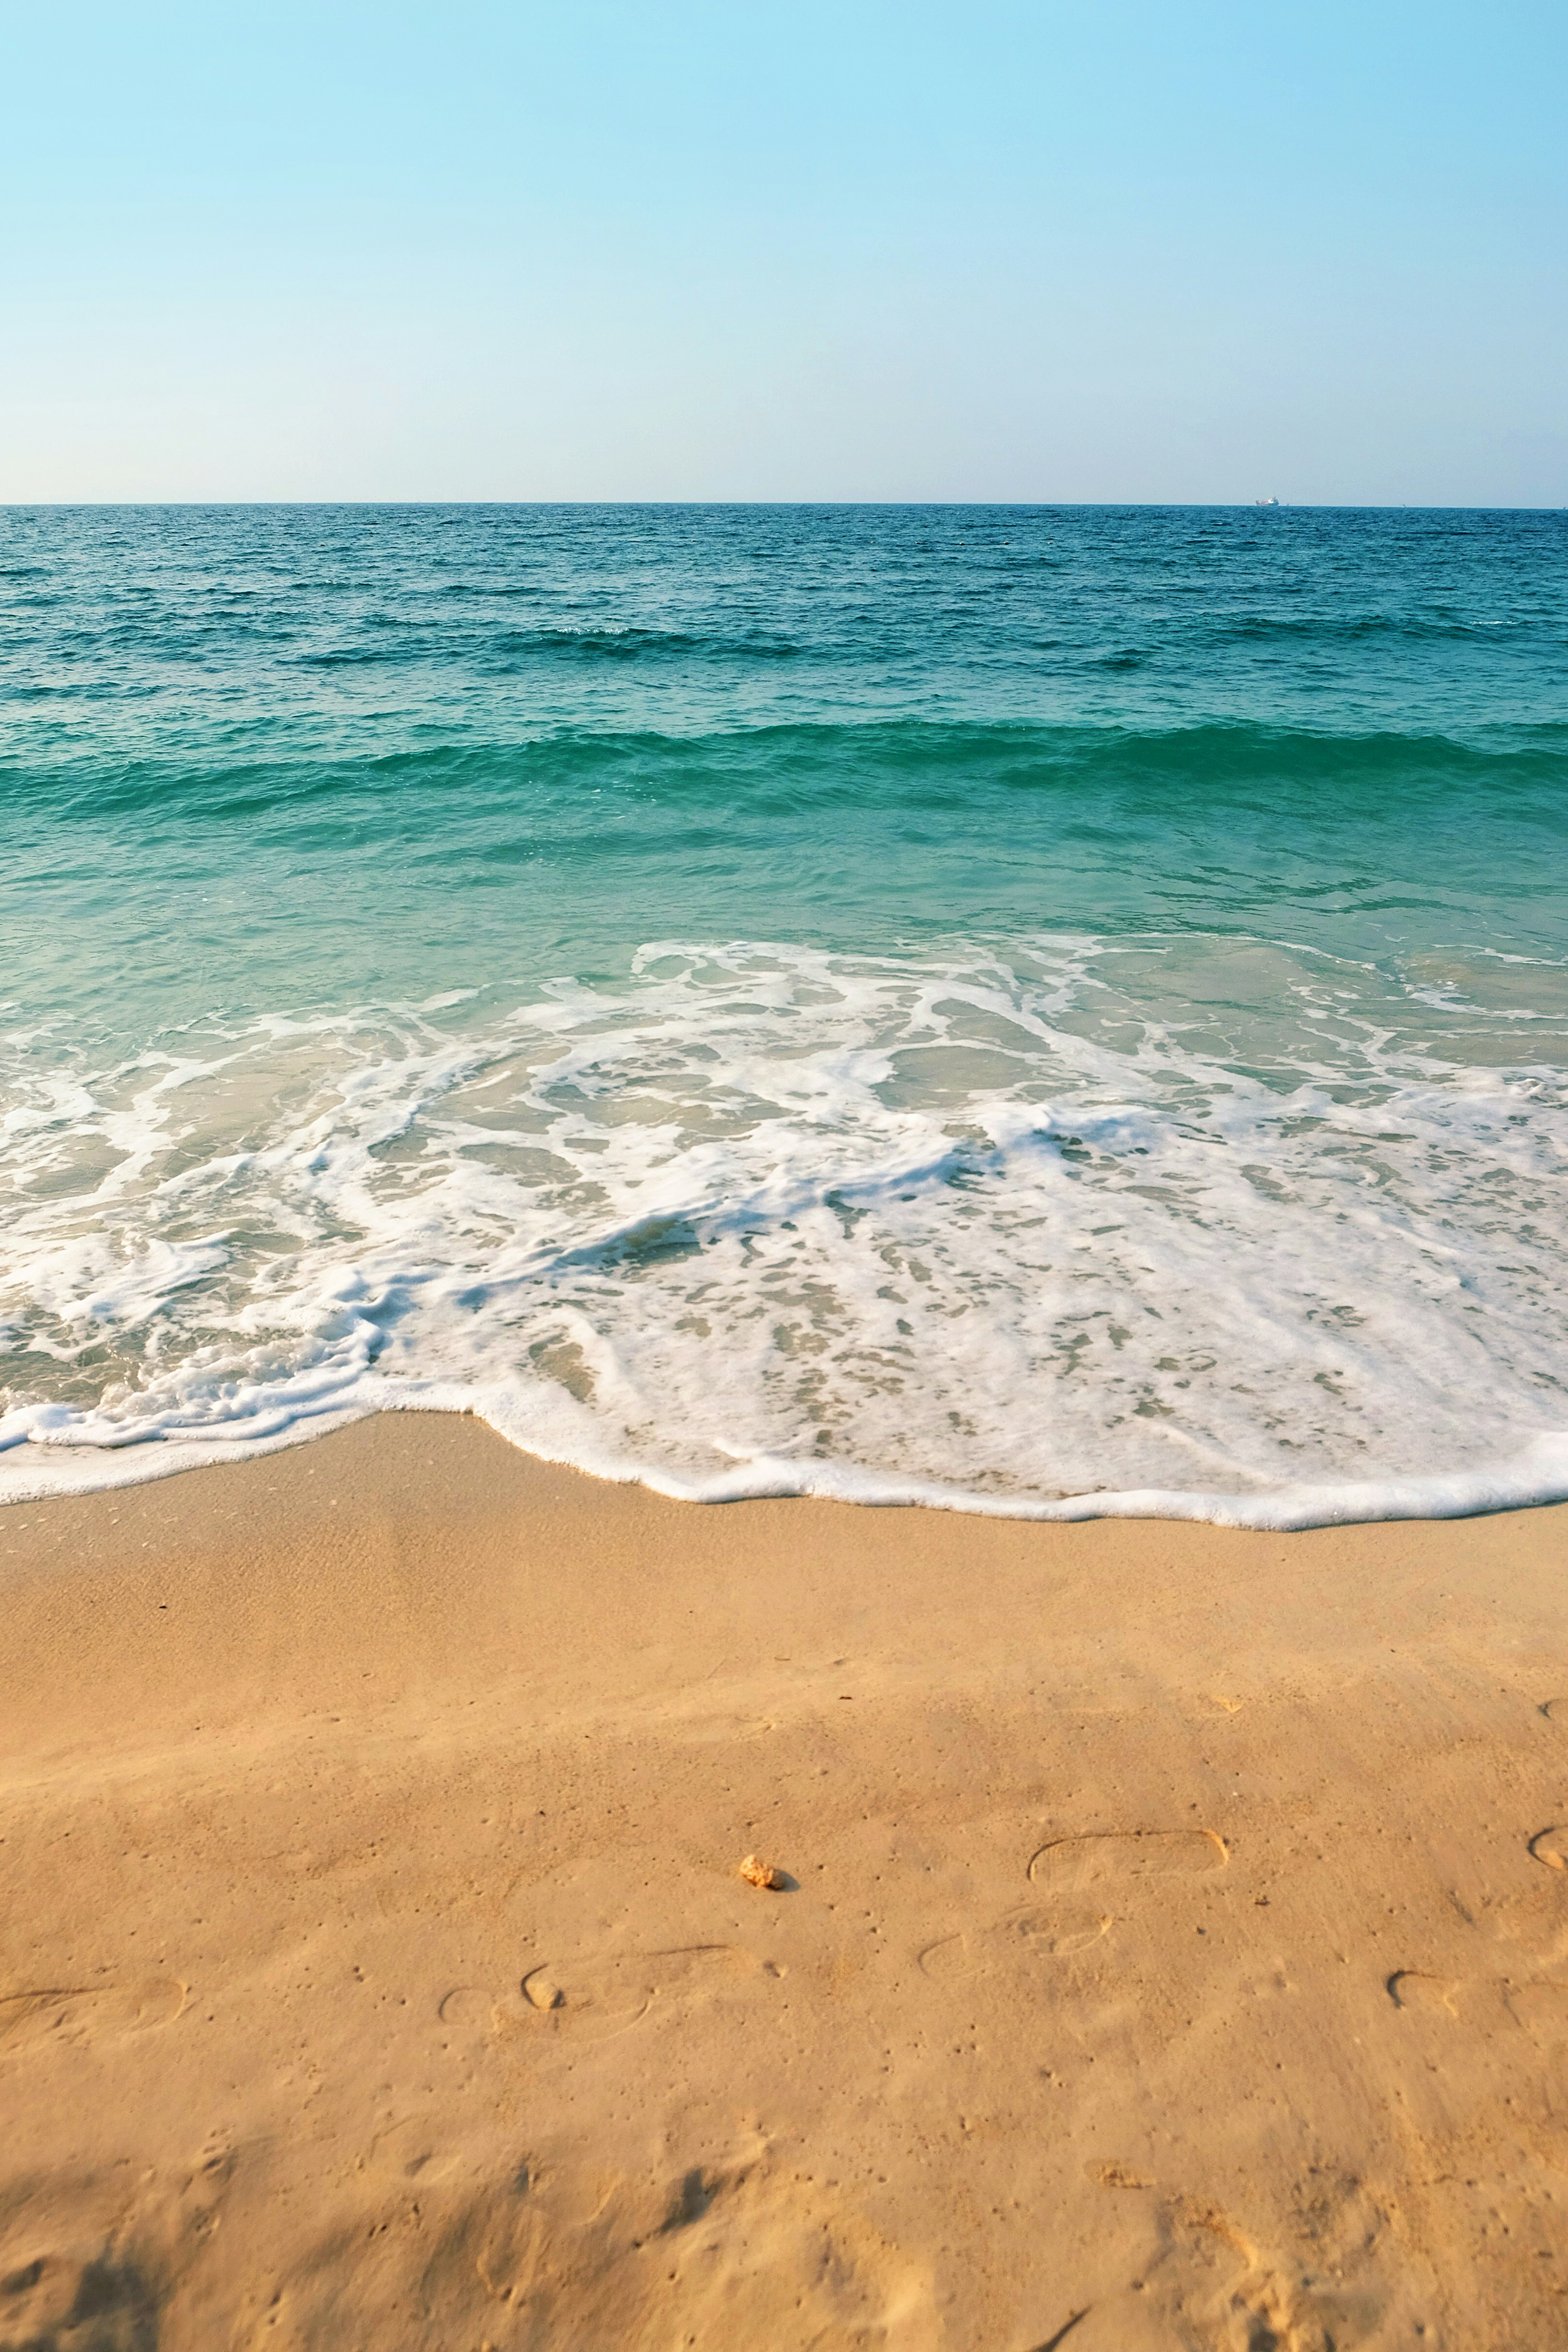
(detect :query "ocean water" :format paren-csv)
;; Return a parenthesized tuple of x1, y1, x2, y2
(3, 502, 1567, 1524)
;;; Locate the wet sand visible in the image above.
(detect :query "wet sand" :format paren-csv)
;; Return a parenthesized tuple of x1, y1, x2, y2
(3, 1411, 1568, 2348)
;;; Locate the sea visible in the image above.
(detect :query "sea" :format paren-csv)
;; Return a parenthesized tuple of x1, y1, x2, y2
(2, 503, 1566, 1526)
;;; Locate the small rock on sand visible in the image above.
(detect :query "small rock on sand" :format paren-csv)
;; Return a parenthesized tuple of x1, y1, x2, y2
(739, 1853, 785, 1889)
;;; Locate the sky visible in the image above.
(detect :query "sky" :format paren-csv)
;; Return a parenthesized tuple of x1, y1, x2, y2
(2, 1, 1564, 504)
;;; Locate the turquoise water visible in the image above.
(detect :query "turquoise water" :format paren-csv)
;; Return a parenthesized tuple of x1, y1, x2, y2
(3, 503, 1567, 1520)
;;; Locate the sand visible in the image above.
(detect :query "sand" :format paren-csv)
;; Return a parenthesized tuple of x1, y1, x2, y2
(3, 1413, 1568, 2349)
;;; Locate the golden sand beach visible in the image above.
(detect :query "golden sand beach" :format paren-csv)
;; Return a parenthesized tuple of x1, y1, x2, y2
(4, 1412, 1568, 2347)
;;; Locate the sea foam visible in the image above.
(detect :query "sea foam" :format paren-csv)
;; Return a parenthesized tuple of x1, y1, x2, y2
(3, 933, 1566, 1527)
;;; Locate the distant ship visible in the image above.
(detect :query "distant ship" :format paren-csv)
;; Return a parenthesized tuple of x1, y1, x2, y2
(1254, 496, 1281, 507)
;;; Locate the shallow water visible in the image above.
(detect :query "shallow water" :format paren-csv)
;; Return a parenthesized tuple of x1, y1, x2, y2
(3, 503, 1566, 1521)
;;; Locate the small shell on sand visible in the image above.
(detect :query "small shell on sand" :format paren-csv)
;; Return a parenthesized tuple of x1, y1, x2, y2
(739, 1853, 785, 1890)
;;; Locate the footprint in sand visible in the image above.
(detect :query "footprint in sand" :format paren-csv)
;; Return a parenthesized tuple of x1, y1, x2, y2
(433, 1983, 510, 2059)
(0, 2249, 159, 2346)
(1387, 1970, 1568, 2039)
(474, 2148, 930, 2344)
(1027, 1829, 1227, 1893)
(513, 1945, 776, 2043)
(919, 1906, 1110, 1984)
(438, 1985, 496, 2029)
(1385, 1970, 1462, 2017)
(0, 1977, 187, 2058)
(367, 2115, 464, 2182)
(920, 1829, 1226, 1979)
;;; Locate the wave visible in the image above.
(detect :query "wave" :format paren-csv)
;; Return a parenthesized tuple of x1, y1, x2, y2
(6, 1402, 1565, 1533)
(9, 718, 1567, 826)
(2, 933, 1565, 1528)
(289, 625, 806, 668)
(1207, 612, 1558, 646)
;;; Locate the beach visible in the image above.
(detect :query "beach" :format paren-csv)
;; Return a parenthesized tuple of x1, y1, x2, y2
(5, 1411, 1568, 2348)
(4, 499, 1568, 2347)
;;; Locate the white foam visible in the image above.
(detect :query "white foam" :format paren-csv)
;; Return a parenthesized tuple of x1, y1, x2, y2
(2, 935, 1566, 1527)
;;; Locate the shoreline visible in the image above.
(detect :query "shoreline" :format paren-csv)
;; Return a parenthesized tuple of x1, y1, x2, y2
(5, 1394, 1568, 1531)
(5, 1411, 1568, 2346)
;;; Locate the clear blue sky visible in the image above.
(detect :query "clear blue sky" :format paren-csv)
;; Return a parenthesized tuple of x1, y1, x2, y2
(4, 2, 1564, 503)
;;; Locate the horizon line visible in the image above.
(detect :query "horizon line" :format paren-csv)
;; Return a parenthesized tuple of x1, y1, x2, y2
(2, 497, 1565, 514)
